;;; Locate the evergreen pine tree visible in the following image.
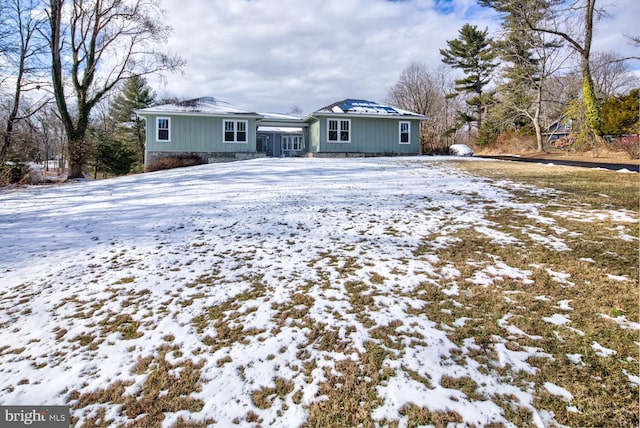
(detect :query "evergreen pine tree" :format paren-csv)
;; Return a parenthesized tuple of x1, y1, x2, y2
(600, 89, 639, 137)
(480, 0, 562, 150)
(440, 24, 497, 130)
(110, 76, 156, 165)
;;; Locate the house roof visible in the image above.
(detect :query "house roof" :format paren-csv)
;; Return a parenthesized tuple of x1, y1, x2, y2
(136, 97, 427, 121)
(258, 126, 304, 134)
(136, 97, 261, 117)
(314, 99, 427, 119)
(257, 112, 308, 128)
(545, 118, 573, 134)
(260, 112, 305, 121)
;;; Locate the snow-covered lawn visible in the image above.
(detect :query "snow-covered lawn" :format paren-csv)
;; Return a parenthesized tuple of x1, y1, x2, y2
(0, 157, 637, 427)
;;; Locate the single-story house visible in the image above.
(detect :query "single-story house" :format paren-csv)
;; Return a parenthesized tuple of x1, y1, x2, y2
(136, 97, 427, 167)
(544, 118, 573, 142)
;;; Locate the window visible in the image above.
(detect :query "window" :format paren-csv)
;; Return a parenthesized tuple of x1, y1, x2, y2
(327, 119, 350, 143)
(223, 120, 248, 143)
(157, 117, 170, 142)
(282, 135, 302, 151)
(399, 121, 410, 144)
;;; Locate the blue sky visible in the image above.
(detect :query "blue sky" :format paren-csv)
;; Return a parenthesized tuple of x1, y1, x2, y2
(154, 0, 639, 113)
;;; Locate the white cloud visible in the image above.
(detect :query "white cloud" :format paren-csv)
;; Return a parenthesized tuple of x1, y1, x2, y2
(154, 0, 637, 113)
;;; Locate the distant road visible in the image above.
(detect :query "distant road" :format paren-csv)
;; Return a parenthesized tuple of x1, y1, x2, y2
(476, 155, 640, 173)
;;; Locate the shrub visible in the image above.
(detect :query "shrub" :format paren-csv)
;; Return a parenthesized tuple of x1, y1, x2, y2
(0, 164, 11, 186)
(129, 162, 145, 174)
(554, 134, 577, 150)
(93, 139, 137, 177)
(145, 155, 203, 172)
(0, 160, 31, 185)
(0, 161, 47, 186)
(609, 135, 640, 159)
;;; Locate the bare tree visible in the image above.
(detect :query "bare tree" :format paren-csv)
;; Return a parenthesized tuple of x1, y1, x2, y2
(387, 63, 438, 117)
(590, 51, 640, 99)
(481, 0, 573, 151)
(387, 63, 462, 153)
(44, 0, 184, 178)
(540, 71, 582, 130)
(35, 105, 68, 173)
(625, 34, 640, 48)
(288, 105, 304, 115)
(0, 0, 49, 160)
(523, 0, 605, 140)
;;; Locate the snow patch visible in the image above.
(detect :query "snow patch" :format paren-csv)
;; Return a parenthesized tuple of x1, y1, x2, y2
(543, 314, 571, 326)
(592, 342, 617, 358)
(543, 382, 574, 402)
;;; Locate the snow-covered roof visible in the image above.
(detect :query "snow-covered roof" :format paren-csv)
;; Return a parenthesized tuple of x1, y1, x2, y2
(314, 99, 427, 119)
(136, 97, 427, 120)
(136, 97, 260, 116)
(257, 112, 308, 128)
(257, 126, 303, 134)
(260, 112, 305, 121)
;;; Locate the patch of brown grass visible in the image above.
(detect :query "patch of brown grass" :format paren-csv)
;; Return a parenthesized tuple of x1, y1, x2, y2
(423, 160, 639, 426)
(250, 377, 295, 410)
(68, 345, 208, 427)
(398, 404, 464, 428)
(99, 313, 144, 340)
(453, 160, 639, 210)
(303, 341, 393, 427)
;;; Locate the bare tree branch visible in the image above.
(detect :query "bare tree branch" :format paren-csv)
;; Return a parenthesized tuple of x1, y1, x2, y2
(1, 0, 49, 160)
(46, 0, 184, 178)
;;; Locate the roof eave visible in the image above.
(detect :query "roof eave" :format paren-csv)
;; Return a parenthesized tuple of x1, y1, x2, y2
(258, 119, 309, 128)
(135, 109, 263, 119)
(310, 111, 428, 120)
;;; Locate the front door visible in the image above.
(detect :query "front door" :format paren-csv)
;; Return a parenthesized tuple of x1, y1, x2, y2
(257, 135, 273, 156)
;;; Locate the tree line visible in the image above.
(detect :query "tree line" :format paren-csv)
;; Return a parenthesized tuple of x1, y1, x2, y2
(0, 0, 182, 182)
(387, 0, 639, 156)
(1, 0, 638, 184)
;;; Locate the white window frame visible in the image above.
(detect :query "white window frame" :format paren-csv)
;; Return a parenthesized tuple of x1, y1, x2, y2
(282, 135, 302, 152)
(399, 121, 411, 144)
(327, 118, 351, 143)
(156, 117, 170, 142)
(223, 120, 248, 144)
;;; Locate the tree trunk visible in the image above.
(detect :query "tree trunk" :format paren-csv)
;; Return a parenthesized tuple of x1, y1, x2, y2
(67, 135, 88, 179)
(581, 59, 602, 135)
(1, 120, 15, 160)
(1, 42, 26, 160)
(533, 83, 544, 152)
(579, 0, 603, 155)
(533, 115, 543, 152)
(581, 55, 605, 156)
(136, 118, 145, 164)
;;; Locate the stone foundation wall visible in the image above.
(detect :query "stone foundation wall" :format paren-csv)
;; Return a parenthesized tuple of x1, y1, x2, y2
(311, 152, 419, 158)
(146, 151, 266, 166)
(145, 150, 416, 167)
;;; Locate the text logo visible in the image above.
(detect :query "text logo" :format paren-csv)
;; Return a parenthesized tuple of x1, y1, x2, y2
(1, 406, 69, 427)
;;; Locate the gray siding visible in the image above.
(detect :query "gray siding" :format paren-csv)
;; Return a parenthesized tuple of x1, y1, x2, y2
(142, 111, 421, 166)
(308, 119, 320, 153)
(146, 114, 258, 153)
(313, 116, 420, 154)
